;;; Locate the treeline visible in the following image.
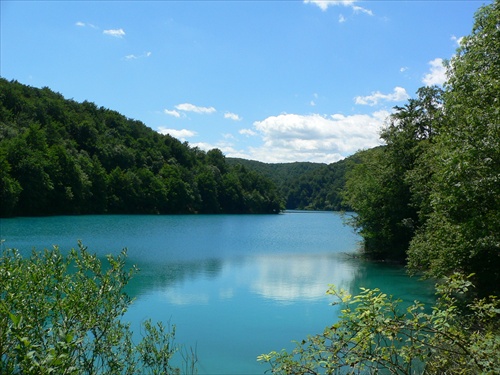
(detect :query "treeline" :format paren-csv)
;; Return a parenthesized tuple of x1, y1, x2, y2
(343, 1, 500, 297)
(227, 155, 363, 211)
(0, 79, 282, 217)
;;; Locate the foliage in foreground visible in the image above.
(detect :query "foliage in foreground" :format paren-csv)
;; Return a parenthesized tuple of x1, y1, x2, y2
(0, 243, 196, 374)
(259, 274, 500, 374)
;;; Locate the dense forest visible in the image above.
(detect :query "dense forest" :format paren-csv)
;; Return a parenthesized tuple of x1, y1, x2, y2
(0, 79, 283, 216)
(342, 1, 499, 297)
(227, 155, 363, 211)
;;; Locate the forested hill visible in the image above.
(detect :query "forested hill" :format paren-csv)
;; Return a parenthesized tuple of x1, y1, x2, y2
(228, 154, 365, 211)
(0, 78, 282, 216)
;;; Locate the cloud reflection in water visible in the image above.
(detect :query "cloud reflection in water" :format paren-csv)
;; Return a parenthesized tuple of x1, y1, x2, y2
(251, 253, 357, 303)
(157, 252, 357, 306)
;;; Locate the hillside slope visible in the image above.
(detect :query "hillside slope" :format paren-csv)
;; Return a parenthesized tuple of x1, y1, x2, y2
(0, 79, 282, 216)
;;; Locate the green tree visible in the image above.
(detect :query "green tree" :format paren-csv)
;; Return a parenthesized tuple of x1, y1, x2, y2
(134, 167, 168, 214)
(206, 148, 227, 174)
(407, 0, 500, 295)
(71, 119, 99, 154)
(106, 167, 141, 213)
(47, 145, 88, 214)
(0, 243, 195, 374)
(160, 163, 196, 213)
(343, 86, 445, 262)
(343, 147, 411, 261)
(220, 171, 245, 213)
(234, 164, 283, 213)
(0, 150, 22, 216)
(195, 165, 222, 213)
(78, 154, 108, 214)
(5, 125, 54, 215)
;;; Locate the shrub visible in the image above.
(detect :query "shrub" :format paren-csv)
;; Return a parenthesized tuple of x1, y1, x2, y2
(0, 242, 196, 374)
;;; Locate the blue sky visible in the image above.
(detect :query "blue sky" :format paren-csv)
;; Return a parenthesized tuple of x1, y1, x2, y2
(1, 1, 486, 163)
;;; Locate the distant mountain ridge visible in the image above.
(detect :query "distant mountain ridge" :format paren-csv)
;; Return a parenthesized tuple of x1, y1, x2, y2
(227, 154, 365, 211)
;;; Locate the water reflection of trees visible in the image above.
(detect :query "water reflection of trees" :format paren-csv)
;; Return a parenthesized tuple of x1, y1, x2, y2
(125, 257, 223, 297)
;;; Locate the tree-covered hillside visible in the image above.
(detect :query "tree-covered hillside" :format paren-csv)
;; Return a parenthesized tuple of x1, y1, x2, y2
(228, 154, 365, 211)
(343, 0, 500, 297)
(0, 79, 283, 217)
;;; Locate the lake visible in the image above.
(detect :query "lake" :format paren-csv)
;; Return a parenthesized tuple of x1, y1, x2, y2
(0, 211, 435, 374)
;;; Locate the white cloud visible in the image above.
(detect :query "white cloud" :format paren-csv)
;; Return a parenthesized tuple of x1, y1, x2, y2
(75, 21, 98, 29)
(400, 66, 408, 73)
(191, 141, 214, 151)
(355, 86, 409, 106)
(339, 14, 346, 23)
(304, 0, 353, 11)
(175, 103, 216, 114)
(352, 5, 373, 16)
(164, 109, 181, 118)
(422, 58, 447, 86)
(125, 51, 152, 60)
(310, 93, 319, 106)
(239, 129, 257, 137)
(157, 127, 197, 141)
(245, 111, 389, 164)
(304, 0, 372, 16)
(103, 28, 125, 38)
(451, 35, 464, 47)
(224, 112, 242, 121)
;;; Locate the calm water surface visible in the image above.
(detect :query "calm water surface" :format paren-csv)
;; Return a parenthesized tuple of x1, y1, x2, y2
(0, 212, 435, 374)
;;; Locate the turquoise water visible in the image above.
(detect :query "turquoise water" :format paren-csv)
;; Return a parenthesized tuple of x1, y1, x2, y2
(0, 212, 435, 374)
